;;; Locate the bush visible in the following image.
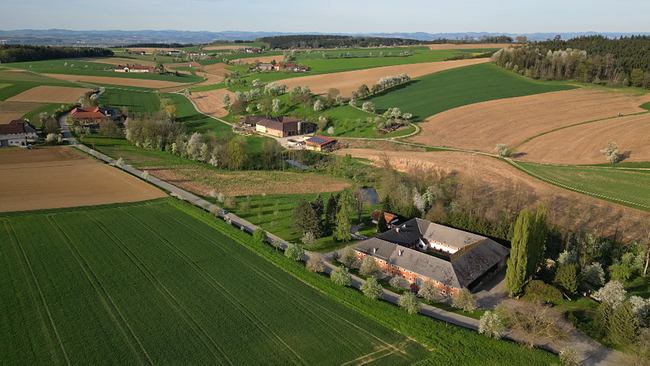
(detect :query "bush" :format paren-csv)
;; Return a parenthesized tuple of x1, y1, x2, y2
(284, 243, 304, 262)
(524, 280, 563, 303)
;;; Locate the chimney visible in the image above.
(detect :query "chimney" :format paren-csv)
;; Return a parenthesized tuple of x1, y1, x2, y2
(373, 247, 377, 254)
(396, 228, 400, 233)
(398, 250, 403, 256)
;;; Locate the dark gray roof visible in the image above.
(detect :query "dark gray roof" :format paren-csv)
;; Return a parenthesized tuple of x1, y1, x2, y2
(376, 219, 422, 247)
(387, 248, 461, 287)
(355, 238, 396, 261)
(378, 218, 487, 249)
(451, 239, 510, 288)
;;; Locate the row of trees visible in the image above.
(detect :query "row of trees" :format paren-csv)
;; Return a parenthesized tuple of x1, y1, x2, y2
(256, 35, 429, 50)
(0, 44, 113, 63)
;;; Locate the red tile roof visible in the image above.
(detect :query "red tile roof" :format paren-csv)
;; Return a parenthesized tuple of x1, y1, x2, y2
(371, 210, 399, 224)
(71, 107, 106, 120)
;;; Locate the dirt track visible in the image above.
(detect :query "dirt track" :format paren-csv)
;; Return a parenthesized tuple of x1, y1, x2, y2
(337, 148, 650, 243)
(42, 73, 188, 89)
(518, 113, 650, 164)
(280, 59, 488, 97)
(0, 147, 165, 212)
(7, 86, 93, 103)
(410, 88, 650, 155)
(427, 43, 518, 50)
(189, 89, 233, 118)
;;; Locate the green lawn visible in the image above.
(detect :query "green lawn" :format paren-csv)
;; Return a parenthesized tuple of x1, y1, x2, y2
(366, 63, 577, 121)
(0, 198, 430, 365)
(4, 59, 202, 83)
(99, 88, 161, 115)
(514, 162, 650, 211)
(166, 93, 232, 134)
(21, 103, 60, 123)
(322, 106, 416, 138)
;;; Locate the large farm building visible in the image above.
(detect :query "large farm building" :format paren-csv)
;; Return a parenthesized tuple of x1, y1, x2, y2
(355, 218, 509, 297)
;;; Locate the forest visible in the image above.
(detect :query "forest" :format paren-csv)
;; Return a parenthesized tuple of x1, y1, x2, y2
(255, 35, 430, 49)
(0, 44, 113, 63)
(492, 35, 650, 89)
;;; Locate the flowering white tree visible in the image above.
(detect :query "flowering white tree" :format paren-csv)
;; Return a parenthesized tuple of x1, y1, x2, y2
(595, 280, 627, 309)
(272, 99, 281, 114)
(362, 101, 376, 114)
(629, 296, 650, 324)
(313, 99, 324, 112)
(479, 311, 505, 339)
(186, 132, 203, 161)
(581, 262, 605, 287)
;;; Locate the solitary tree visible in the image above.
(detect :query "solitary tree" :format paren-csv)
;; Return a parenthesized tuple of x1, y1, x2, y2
(116, 157, 125, 169)
(452, 288, 477, 312)
(301, 231, 317, 249)
(398, 292, 421, 314)
(360, 256, 382, 277)
(331, 266, 352, 286)
(600, 142, 620, 163)
(313, 99, 324, 112)
(360, 276, 384, 300)
(495, 143, 508, 157)
(306, 255, 326, 273)
(253, 228, 267, 244)
(340, 245, 357, 267)
(479, 311, 505, 339)
(141, 170, 150, 181)
(284, 243, 304, 262)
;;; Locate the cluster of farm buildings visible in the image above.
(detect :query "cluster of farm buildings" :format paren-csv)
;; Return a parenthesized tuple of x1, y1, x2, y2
(237, 114, 336, 151)
(357, 216, 510, 296)
(258, 63, 308, 72)
(0, 120, 38, 147)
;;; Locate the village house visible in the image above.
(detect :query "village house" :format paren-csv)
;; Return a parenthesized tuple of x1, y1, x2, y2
(354, 218, 509, 297)
(244, 47, 261, 53)
(70, 107, 108, 125)
(258, 63, 274, 71)
(253, 116, 315, 137)
(370, 210, 399, 226)
(238, 115, 267, 128)
(305, 135, 336, 151)
(167, 50, 182, 56)
(0, 120, 38, 147)
(114, 65, 154, 73)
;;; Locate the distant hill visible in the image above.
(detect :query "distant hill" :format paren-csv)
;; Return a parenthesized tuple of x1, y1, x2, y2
(1, 29, 649, 47)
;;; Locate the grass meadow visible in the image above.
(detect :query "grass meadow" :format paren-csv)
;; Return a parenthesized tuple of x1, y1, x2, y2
(166, 93, 232, 134)
(366, 63, 577, 121)
(100, 88, 161, 115)
(0, 198, 431, 365)
(514, 162, 650, 211)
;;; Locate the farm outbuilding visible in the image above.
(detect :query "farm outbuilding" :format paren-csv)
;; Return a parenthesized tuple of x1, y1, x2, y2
(0, 120, 38, 147)
(305, 135, 336, 151)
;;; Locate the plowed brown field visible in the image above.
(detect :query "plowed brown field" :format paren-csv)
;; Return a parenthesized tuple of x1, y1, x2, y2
(410, 88, 650, 155)
(202, 63, 230, 76)
(189, 89, 233, 118)
(42, 74, 187, 89)
(6, 86, 92, 103)
(0, 101, 44, 123)
(337, 148, 650, 243)
(140, 165, 351, 197)
(427, 43, 519, 50)
(0, 147, 165, 212)
(517, 113, 650, 164)
(281, 58, 488, 97)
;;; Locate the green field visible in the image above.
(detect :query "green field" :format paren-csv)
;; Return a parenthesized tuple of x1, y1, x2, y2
(166, 93, 232, 134)
(21, 103, 60, 123)
(100, 88, 161, 115)
(0, 70, 85, 101)
(366, 63, 577, 121)
(4, 60, 202, 83)
(513, 162, 650, 211)
(0, 199, 430, 365)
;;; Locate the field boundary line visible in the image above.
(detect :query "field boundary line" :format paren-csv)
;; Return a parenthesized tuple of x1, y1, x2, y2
(507, 160, 650, 210)
(86, 211, 232, 365)
(45, 215, 154, 366)
(154, 204, 412, 361)
(121, 207, 304, 364)
(2, 218, 70, 366)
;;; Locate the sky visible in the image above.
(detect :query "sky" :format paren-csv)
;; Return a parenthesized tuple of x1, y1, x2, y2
(2, 0, 649, 33)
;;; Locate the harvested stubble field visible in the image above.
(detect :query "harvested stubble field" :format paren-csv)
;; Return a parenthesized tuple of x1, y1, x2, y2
(188, 88, 233, 118)
(427, 43, 518, 50)
(140, 165, 351, 196)
(516, 113, 650, 164)
(0, 147, 164, 212)
(0, 101, 44, 123)
(280, 58, 488, 97)
(0, 199, 429, 365)
(42, 73, 188, 89)
(337, 148, 650, 243)
(411, 88, 650, 155)
(6, 85, 92, 103)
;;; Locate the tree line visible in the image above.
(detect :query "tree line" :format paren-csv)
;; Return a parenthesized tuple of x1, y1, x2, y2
(255, 35, 430, 50)
(0, 44, 113, 63)
(492, 36, 650, 89)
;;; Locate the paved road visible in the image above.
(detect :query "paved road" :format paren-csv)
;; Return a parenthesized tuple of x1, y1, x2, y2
(57, 115, 634, 365)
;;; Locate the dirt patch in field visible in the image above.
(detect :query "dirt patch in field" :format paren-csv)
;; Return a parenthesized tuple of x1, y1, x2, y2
(427, 44, 519, 50)
(518, 113, 650, 164)
(6, 85, 93, 103)
(281, 58, 488, 97)
(202, 63, 230, 76)
(0, 101, 44, 123)
(337, 148, 650, 243)
(0, 147, 165, 212)
(410, 88, 650, 156)
(140, 165, 351, 197)
(0, 113, 27, 124)
(42, 73, 188, 89)
(189, 89, 233, 118)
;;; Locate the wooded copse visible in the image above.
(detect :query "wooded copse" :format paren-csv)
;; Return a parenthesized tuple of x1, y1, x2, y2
(492, 36, 650, 89)
(0, 44, 113, 63)
(255, 35, 430, 50)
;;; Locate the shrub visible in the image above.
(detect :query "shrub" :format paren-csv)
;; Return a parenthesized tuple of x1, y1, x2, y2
(306, 255, 326, 273)
(331, 266, 352, 286)
(284, 243, 304, 262)
(452, 288, 476, 312)
(479, 311, 505, 339)
(524, 280, 563, 303)
(398, 292, 421, 314)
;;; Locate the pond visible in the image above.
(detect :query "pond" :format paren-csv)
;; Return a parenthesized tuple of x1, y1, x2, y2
(361, 187, 380, 205)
